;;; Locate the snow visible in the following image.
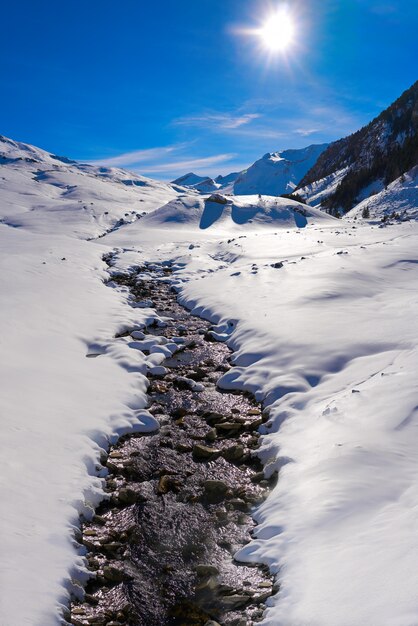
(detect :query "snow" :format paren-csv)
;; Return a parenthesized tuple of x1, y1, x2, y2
(233, 144, 329, 196)
(298, 166, 350, 206)
(0, 135, 179, 238)
(172, 144, 328, 197)
(171, 171, 209, 186)
(349, 165, 418, 221)
(3, 133, 418, 626)
(0, 226, 162, 625)
(105, 193, 335, 244)
(108, 217, 418, 626)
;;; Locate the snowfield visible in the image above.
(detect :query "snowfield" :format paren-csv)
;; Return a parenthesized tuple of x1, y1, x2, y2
(2, 135, 418, 626)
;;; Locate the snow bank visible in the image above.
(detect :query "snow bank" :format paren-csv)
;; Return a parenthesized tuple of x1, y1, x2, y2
(173, 223, 418, 626)
(0, 225, 163, 624)
(107, 193, 335, 242)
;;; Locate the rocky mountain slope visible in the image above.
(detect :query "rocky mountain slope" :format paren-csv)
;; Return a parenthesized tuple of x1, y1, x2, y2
(298, 80, 418, 214)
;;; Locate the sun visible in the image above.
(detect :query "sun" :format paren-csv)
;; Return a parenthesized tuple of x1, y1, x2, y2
(258, 9, 295, 52)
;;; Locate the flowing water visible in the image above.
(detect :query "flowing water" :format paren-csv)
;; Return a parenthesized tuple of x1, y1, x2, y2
(69, 260, 276, 626)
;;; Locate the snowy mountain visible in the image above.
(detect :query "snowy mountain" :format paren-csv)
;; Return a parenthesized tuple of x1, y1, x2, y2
(0, 134, 180, 238)
(172, 172, 209, 187)
(172, 172, 226, 193)
(172, 144, 328, 197)
(232, 144, 329, 196)
(215, 171, 239, 186)
(298, 80, 418, 214)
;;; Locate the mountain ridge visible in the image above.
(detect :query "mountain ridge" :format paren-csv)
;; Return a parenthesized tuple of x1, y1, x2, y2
(298, 80, 418, 213)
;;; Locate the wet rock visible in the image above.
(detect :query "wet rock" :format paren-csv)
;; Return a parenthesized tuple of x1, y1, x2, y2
(193, 444, 221, 461)
(102, 564, 128, 583)
(215, 422, 243, 434)
(220, 594, 251, 609)
(228, 498, 249, 512)
(251, 472, 265, 484)
(171, 407, 188, 419)
(175, 376, 204, 392)
(203, 479, 229, 503)
(205, 428, 217, 442)
(175, 442, 193, 453)
(157, 474, 182, 494)
(222, 444, 245, 462)
(188, 367, 208, 381)
(117, 486, 142, 505)
(195, 564, 220, 577)
(203, 411, 225, 426)
(102, 542, 123, 554)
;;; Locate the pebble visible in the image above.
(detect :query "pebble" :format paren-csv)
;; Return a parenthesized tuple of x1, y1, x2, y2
(222, 443, 245, 462)
(205, 428, 217, 442)
(216, 422, 243, 433)
(193, 444, 221, 460)
(203, 479, 229, 503)
(195, 564, 220, 577)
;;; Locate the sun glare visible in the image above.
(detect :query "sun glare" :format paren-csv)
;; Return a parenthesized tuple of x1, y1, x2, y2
(258, 9, 295, 52)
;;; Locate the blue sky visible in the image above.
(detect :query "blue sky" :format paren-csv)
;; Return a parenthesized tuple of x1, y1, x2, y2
(1, 0, 417, 179)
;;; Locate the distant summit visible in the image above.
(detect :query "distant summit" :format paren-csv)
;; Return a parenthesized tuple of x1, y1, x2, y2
(233, 144, 329, 196)
(172, 144, 329, 197)
(171, 172, 208, 187)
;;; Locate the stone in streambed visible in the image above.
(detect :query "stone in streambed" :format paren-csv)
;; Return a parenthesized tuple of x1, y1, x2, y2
(215, 422, 243, 433)
(202, 411, 225, 426)
(220, 594, 251, 609)
(102, 564, 128, 583)
(193, 444, 221, 461)
(202, 479, 229, 503)
(195, 564, 220, 577)
(205, 428, 217, 442)
(222, 443, 245, 462)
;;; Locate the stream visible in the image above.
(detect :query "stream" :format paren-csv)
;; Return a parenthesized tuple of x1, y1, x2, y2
(69, 259, 276, 626)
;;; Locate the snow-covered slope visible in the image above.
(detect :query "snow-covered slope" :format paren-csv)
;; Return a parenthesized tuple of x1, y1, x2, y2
(3, 131, 418, 626)
(105, 193, 336, 245)
(233, 144, 329, 196)
(172, 145, 328, 197)
(0, 135, 179, 238)
(215, 171, 239, 186)
(348, 164, 418, 221)
(171, 172, 209, 187)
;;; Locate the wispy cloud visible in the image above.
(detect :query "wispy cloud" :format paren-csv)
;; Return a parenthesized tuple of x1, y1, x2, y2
(139, 153, 237, 175)
(174, 111, 261, 130)
(88, 145, 183, 168)
(294, 127, 321, 137)
(88, 144, 240, 180)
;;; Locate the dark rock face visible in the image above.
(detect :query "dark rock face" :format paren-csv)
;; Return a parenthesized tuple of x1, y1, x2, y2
(69, 261, 276, 626)
(298, 80, 418, 213)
